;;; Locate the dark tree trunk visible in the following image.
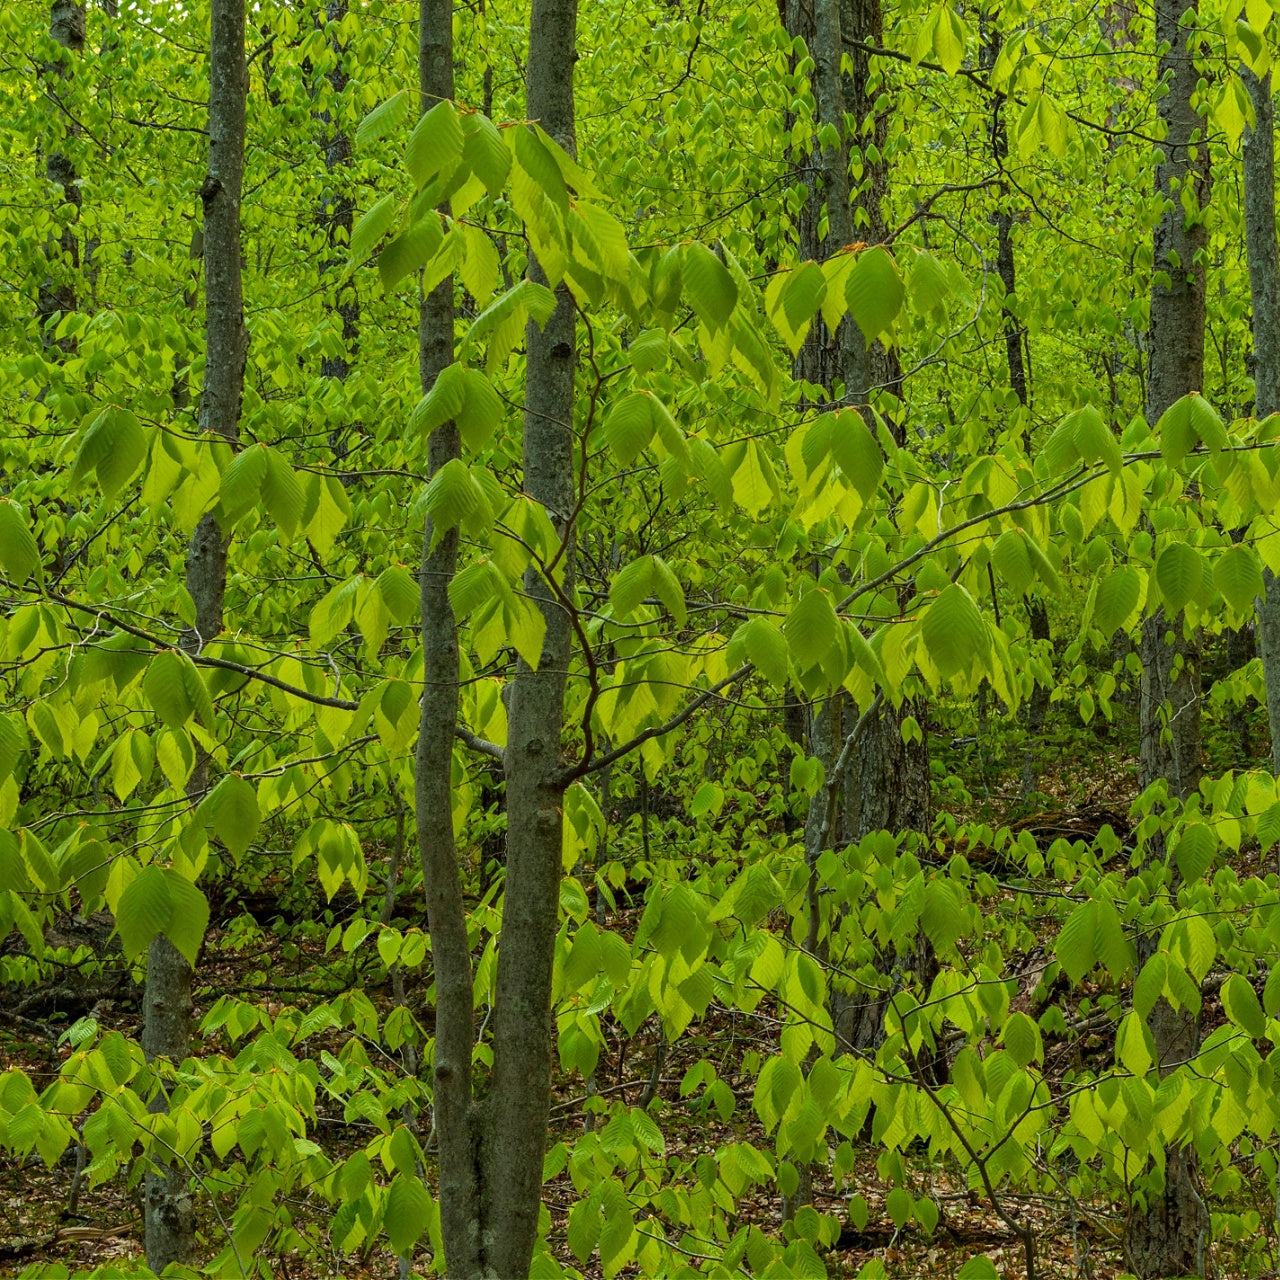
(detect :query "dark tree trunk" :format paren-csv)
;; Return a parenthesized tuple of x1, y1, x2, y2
(980, 23, 1053, 797)
(412, 2, 486, 1275)
(144, 0, 246, 1273)
(318, 0, 359, 402)
(483, 6, 577, 1272)
(38, 0, 86, 343)
(1126, 5, 1209, 1274)
(1244, 69, 1280, 774)
(417, 2, 577, 1273)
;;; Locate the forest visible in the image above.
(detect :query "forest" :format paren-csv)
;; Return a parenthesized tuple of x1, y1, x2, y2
(8, 0, 1280, 1277)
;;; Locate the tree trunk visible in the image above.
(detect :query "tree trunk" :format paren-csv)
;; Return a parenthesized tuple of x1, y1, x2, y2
(981, 22, 1053, 798)
(1244, 69, 1280, 775)
(418, 2, 577, 1273)
(1125, 5, 1209, 1273)
(482, 6, 577, 1273)
(38, 0, 86, 343)
(318, 1, 359, 403)
(412, 2, 486, 1275)
(143, 1, 247, 1271)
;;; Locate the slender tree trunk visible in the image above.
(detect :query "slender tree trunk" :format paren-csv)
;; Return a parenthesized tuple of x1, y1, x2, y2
(412, 2, 486, 1275)
(482, 7, 577, 1273)
(143, 2, 246, 1271)
(38, 0, 86, 344)
(1126, 5, 1209, 1274)
(1244, 69, 1280, 775)
(318, 1, 359, 403)
(981, 21, 1053, 797)
(419, 4, 577, 1273)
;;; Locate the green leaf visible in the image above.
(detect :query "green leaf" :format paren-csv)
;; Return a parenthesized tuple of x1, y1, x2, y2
(921, 880, 961, 954)
(384, 1173, 431, 1256)
(0, 713, 29, 783)
(1214, 544, 1263, 615)
(932, 3, 967, 75)
(609, 556, 654, 618)
(830, 411, 883, 502)
(350, 194, 399, 268)
(1116, 1009, 1152, 1076)
(310, 575, 361, 645)
(1069, 405, 1122, 474)
(1094, 900, 1133, 980)
(220, 445, 268, 524)
(1157, 393, 1226, 465)
(568, 1195, 602, 1265)
(1055, 901, 1097, 985)
(845, 247, 904, 346)
(379, 216, 445, 293)
(261, 448, 304, 537)
(919, 585, 987, 680)
(574, 203, 630, 282)
(683, 242, 738, 331)
(355, 90, 412, 149)
(1173, 821, 1215, 884)
(602, 392, 656, 466)
(991, 530, 1034, 596)
(908, 250, 951, 314)
(73, 407, 146, 499)
(423, 459, 488, 542)
(204, 775, 260, 860)
(406, 100, 465, 190)
(144, 650, 211, 731)
(1155, 543, 1204, 615)
(162, 871, 210, 967)
(376, 566, 419, 623)
(1222, 974, 1266, 1039)
(650, 555, 687, 627)
(1002, 1011, 1041, 1067)
(115, 867, 208, 968)
(0, 501, 40, 583)
(737, 617, 789, 687)
(768, 261, 826, 353)
(785, 589, 838, 671)
(462, 113, 511, 197)
(411, 363, 503, 451)
(115, 866, 171, 961)
(1094, 566, 1141, 636)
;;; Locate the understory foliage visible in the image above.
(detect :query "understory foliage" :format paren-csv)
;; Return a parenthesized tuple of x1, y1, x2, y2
(8, 0, 1280, 1277)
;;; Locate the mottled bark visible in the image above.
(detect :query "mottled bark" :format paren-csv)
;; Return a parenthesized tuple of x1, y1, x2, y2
(481, 3, 577, 1276)
(144, 1, 246, 1271)
(38, 0, 86, 341)
(785, 0, 869, 402)
(1137, 0, 1205, 808)
(1126, 5, 1209, 1273)
(412, 2, 483, 1275)
(834, 694, 933, 1058)
(1244, 69, 1280, 774)
(318, 0, 359, 396)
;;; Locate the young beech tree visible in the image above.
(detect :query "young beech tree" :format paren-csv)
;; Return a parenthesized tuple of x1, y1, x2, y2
(1127, 3, 1210, 1274)
(142, 0, 247, 1269)
(1245, 65, 1280, 774)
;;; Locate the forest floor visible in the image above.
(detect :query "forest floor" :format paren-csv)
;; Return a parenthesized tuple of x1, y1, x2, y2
(2, 750, 1275, 1279)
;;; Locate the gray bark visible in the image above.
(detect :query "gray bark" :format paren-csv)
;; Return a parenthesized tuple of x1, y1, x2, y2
(483, 6, 577, 1273)
(318, 0, 359, 396)
(413, 3, 578, 1273)
(144, 1, 246, 1270)
(38, 1, 85, 341)
(413, 2, 485, 1275)
(1138, 0, 1206, 808)
(1126, 5, 1209, 1273)
(1243, 69, 1280, 774)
